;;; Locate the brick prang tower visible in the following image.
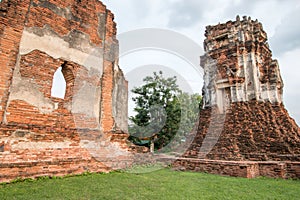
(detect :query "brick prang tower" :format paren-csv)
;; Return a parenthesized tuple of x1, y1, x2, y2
(201, 15, 283, 113)
(174, 16, 300, 179)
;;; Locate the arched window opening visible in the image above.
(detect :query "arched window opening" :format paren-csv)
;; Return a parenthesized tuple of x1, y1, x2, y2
(51, 66, 66, 99)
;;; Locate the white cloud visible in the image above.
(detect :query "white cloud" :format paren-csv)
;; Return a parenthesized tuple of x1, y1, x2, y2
(102, 0, 171, 32)
(270, 5, 300, 56)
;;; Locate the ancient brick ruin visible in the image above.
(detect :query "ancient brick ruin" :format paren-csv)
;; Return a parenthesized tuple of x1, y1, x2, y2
(0, 0, 132, 182)
(0, 1, 299, 182)
(174, 16, 300, 178)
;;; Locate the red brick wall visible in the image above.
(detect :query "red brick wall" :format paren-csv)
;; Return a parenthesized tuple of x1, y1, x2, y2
(173, 158, 300, 179)
(0, 0, 131, 182)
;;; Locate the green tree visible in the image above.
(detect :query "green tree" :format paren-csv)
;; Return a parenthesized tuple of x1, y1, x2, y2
(169, 93, 202, 150)
(129, 71, 202, 150)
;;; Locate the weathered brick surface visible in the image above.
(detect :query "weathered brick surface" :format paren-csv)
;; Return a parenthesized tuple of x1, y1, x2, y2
(0, 0, 131, 182)
(184, 101, 300, 162)
(175, 16, 300, 178)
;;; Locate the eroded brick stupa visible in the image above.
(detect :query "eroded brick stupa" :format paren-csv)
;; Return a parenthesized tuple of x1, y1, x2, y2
(174, 16, 300, 178)
(0, 0, 132, 182)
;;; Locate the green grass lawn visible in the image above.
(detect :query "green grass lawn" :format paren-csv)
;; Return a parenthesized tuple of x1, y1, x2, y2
(0, 168, 299, 200)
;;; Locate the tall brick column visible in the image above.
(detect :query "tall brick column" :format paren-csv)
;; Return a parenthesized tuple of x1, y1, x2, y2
(0, 0, 31, 123)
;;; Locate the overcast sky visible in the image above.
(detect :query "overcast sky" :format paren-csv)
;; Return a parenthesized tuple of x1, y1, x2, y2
(101, 0, 300, 124)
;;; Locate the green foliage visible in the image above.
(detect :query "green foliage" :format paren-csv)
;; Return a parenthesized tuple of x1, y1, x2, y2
(0, 169, 299, 200)
(165, 92, 202, 151)
(129, 71, 202, 150)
